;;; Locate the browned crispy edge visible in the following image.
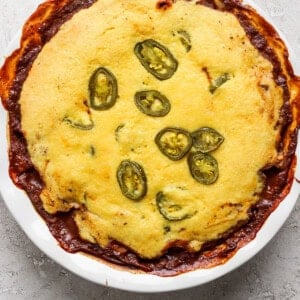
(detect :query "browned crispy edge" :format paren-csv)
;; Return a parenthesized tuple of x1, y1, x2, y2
(0, 0, 299, 276)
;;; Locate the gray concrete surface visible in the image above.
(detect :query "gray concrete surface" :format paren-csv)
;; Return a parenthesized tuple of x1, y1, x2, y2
(0, 1, 299, 299)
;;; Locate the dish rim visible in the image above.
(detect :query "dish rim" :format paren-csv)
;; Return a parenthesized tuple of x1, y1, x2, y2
(0, 0, 299, 293)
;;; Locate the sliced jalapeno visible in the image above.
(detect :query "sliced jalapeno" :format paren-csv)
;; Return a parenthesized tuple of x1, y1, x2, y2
(89, 145, 96, 156)
(134, 39, 178, 80)
(88, 67, 118, 110)
(134, 90, 171, 117)
(117, 160, 147, 201)
(163, 225, 171, 234)
(156, 192, 196, 221)
(192, 127, 224, 153)
(209, 73, 231, 94)
(115, 123, 125, 142)
(174, 30, 191, 52)
(63, 115, 94, 130)
(155, 127, 192, 161)
(188, 152, 219, 184)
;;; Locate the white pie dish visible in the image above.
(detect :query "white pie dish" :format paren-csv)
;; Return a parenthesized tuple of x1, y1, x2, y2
(0, 0, 299, 293)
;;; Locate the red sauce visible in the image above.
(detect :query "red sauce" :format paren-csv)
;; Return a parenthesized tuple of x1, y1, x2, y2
(0, 0, 299, 276)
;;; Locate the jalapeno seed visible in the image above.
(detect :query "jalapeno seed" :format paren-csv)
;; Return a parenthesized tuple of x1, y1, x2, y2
(134, 39, 178, 80)
(155, 127, 192, 161)
(156, 192, 197, 221)
(188, 152, 219, 184)
(134, 90, 171, 117)
(89, 67, 118, 110)
(192, 127, 224, 153)
(117, 160, 147, 201)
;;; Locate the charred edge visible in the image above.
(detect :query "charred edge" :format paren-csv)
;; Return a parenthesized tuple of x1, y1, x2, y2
(196, 0, 217, 9)
(38, 0, 96, 44)
(156, 0, 173, 10)
(294, 78, 300, 125)
(195, 0, 243, 10)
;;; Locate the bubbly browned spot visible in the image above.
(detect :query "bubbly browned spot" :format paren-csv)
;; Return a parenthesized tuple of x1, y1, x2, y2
(156, 0, 173, 10)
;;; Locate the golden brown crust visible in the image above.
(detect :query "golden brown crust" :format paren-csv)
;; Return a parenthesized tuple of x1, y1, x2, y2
(0, 0, 299, 276)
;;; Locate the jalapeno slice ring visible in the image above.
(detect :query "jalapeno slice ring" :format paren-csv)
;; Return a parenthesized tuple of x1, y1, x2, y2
(88, 67, 118, 110)
(117, 160, 147, 201)
(134, 39, 178, 80)
(191, 127, 224, 153)
(156, 192, 196, 221)
(188, 152, 219, 184)
(155, 127, 192, 161)
(134, 90, 171, 117)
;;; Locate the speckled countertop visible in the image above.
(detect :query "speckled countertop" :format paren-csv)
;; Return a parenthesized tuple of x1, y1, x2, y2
(0, 1, 299, 299)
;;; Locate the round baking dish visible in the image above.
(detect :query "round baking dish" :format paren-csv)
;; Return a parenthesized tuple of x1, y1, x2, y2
(0, 0, 299, 292)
